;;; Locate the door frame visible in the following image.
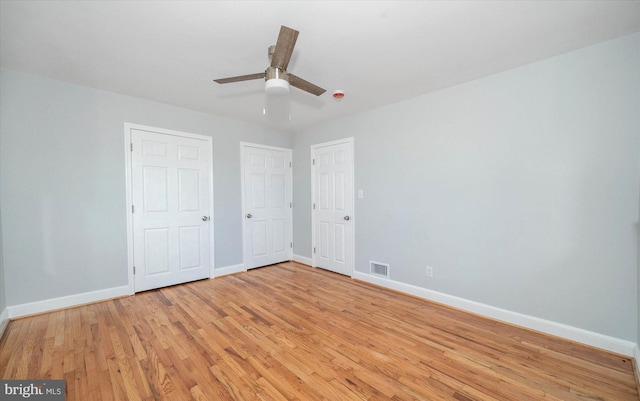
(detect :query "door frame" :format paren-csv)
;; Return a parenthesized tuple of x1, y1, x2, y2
(310, 137, 355, 276)
(124, 123, 215, 294)
(240, 142, 293, 270)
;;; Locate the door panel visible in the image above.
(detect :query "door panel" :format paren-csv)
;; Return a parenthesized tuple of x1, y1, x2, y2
(243, 144, 292, 269)
(312, 139, 354, 276)
(251, 220, 268, 257)
(131, 129, 212, 291)
(178, 145, 199, 160)
(252, 174, 267, 210)
(335, 224, 346, 263)
(272, 174, 285, 207)
(144, 228, 170, 275)
(178, 169, 200, 211)
(319, 222, 330, 259)
(143, 166, 169, 212)
(272, 218, 286, 253)
(179, 226, 201, 269)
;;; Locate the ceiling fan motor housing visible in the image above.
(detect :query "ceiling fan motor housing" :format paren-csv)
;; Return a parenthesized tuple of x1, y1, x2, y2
(265, 66, 290, 94)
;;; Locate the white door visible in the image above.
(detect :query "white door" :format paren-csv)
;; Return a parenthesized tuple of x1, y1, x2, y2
(312, 138, 354, 276)
(242, 144, 292, 269)
(130, 128, 213, 292)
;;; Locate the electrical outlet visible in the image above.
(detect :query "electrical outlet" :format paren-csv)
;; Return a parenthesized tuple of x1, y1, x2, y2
(426, 266, 433, 278)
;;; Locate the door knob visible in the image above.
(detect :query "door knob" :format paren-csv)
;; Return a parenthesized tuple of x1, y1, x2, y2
(246, 213, 252, 219)
(344, 215, 350, 221)
(202, 216, 210, 221)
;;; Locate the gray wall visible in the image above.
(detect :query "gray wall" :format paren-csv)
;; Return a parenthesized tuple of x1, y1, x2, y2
(0, 193, 5, 316)
(293, 33, 640, 341)
(0, 114, 4, 315)
(1, 34, 638, 345)
(0, 69, 292, 306)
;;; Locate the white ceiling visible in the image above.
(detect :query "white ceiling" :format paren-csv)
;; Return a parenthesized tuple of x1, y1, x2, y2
(1, 1, 639, 132)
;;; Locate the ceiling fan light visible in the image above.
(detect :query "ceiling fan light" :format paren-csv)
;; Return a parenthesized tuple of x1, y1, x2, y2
(265, 78, 290, 95)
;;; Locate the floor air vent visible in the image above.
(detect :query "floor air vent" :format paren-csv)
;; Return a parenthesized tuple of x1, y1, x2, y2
(370, 261, 389, 278)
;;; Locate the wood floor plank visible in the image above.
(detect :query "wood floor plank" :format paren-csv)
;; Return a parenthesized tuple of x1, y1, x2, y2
(1, 262, 638, 400)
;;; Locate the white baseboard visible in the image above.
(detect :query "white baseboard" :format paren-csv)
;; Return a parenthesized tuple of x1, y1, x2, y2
(0, 307, 8, 339)
(7, 286, 130, 319)
(214, 263, 245, 277)
(292, 254, 312, 266)
(353, 271, 637, 357)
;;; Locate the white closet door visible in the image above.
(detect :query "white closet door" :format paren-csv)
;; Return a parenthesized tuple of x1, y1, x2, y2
(131, 128, 212, 291)
(312, 139, 354, 276)
(242, 144, 292, 269)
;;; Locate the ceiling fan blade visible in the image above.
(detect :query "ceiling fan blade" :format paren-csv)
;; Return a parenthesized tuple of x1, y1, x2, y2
(214, 72, 265, 84)
(289, 74, 326, 96)
(270, 25, 299, 70)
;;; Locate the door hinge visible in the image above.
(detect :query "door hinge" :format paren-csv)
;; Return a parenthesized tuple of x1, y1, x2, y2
(290, 202, 292, 208)
(312, 159, 315, 165)
(130, 143, 133, 152)
(290, 242, 293, 248)
(289, 161, 292, 168)
(313, 247, 316, 254)
(132, 205, 135, 213)
(133, 266, 136, 274)
(313, 203, 316, 210)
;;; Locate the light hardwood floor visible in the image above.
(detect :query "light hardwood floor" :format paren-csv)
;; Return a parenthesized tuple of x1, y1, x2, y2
(1, 262, 638, 400)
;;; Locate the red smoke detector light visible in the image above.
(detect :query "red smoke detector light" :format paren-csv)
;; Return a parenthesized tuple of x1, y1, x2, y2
(333, 90, 345, 99)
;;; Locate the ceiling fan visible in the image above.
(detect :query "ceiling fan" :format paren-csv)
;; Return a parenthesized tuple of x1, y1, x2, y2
(214, 25, 326, 96)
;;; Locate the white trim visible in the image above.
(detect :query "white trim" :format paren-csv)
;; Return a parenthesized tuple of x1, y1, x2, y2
(124, 125, 135, 294)
(240, 142, 293, 153)
(207, 136, 216, 280)
(353, 271, 637, 357)
(124, 123, 215, 293)
(310, 137, 355, 276)
(7, 286, 130, 319)
(214, 263, 246, 277)
(292, 254, 312, 266)
(0, 308, 9, 339)
(240, 142, 293, 270)
(634, 344, 640, 386)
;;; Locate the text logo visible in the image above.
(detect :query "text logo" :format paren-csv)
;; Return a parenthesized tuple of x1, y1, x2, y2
(1, 380, 65, 400)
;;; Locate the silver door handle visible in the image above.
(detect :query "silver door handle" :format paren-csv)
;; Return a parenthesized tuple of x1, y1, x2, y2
(344, 215, 350, 221)
(202, 216, 210, 221)
(246, 213, 252, 219)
